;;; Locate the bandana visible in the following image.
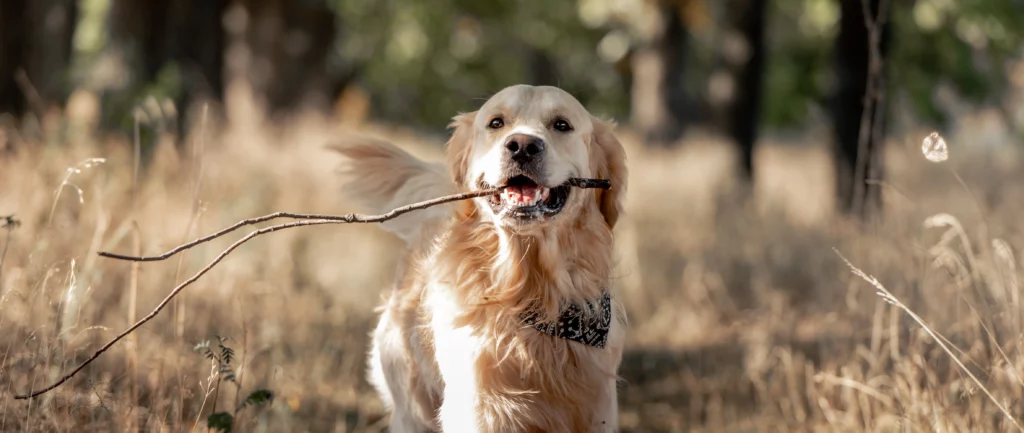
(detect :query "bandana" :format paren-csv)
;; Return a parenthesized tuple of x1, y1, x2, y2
(520, 292, 612, 348)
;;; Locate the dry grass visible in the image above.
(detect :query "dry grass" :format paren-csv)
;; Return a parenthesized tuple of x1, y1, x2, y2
(2, 99, 1024, 432)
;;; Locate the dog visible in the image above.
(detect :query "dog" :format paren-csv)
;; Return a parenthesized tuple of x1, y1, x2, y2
(333, 84, 629, 432)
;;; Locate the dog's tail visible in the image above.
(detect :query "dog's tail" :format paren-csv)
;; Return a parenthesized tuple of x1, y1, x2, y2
(330, 136, 457, 245)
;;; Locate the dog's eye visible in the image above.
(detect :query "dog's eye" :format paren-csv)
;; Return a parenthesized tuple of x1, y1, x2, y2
(488, 117, 504, 129)
(553, 119, 573, 132)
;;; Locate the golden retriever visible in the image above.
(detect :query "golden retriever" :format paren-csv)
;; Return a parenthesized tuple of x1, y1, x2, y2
(333, 84, 628, 432)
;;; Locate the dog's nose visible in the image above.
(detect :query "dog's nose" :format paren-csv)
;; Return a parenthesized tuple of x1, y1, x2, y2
(504, 134, 545, 164)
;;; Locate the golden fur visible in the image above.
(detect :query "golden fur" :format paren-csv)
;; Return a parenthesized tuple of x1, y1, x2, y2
(333, 85, 629, 432)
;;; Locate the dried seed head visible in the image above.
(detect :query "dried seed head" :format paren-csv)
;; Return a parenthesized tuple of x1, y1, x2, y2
(921, 132, 948, 163)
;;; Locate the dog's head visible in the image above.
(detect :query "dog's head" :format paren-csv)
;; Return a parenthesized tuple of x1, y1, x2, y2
(445, 85, 627, 230)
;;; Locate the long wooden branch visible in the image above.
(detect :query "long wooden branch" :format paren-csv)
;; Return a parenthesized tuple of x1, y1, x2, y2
(14, 178, 610, 400)
(99, 178, 609, 263)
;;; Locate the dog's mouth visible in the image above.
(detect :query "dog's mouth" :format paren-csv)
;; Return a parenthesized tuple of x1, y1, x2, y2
(479, 175, 570, 221)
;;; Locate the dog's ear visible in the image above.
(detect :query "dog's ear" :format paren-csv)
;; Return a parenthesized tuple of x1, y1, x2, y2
(445, 111, 477, 187)
(589, 116, 628, 228)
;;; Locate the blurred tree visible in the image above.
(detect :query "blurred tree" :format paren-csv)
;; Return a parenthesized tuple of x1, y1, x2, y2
(629, 0, 692, 144)
(4, 0, 1024, 155)
(761, 0, 836, 129)
(707, 0, 766, 181)
(101, 0, 358, 132)
(0, 0, 28, 116)
(333, 0, 628, 131)
(831, 0, 891, 216)
(888, 0, 1024, 127)
(0, 0, 78, 119)
(527, 47, 559, 88)
(104, 0, 227, 132)
(232, 0, 356, 113)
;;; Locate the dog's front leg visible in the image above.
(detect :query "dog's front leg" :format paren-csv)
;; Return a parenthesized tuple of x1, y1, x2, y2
(429, 291, 483, 432)
(433, 326, 483, 432)
(593, 378, 620, 432)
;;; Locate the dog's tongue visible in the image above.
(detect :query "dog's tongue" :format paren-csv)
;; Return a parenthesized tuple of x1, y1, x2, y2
(506, 185, 541, 204)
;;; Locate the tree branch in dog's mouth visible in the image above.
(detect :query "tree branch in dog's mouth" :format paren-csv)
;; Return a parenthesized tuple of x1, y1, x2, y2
(13, 177, 612, 400)
(486, 176, 611, 215)
(565, 178, 611, 190)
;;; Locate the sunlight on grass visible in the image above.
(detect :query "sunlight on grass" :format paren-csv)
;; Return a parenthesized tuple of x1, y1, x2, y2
(2, 101, 1024, 431)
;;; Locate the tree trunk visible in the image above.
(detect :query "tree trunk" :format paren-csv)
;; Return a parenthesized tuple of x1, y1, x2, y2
(109, 0, 173, 83)
(0, 0, 77, 118)
(709, 0, 766, 181)
(237, 0, 343, 113)
(109, 0, 227, 129)
(630, 1, 690, 145)
(0, 0, 28, 116)
(167, 0, 229, 107)
(832, 0, 891, 217)
(528, 47, 558, 88)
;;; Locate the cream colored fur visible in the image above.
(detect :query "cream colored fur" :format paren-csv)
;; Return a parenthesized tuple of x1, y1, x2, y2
(333, 85, 628, 433)
(330, 136, 457, 245)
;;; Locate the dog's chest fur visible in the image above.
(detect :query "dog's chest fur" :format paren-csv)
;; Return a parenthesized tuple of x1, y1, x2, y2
(421, 285, 621, 432)
(399, 214, 622, 432)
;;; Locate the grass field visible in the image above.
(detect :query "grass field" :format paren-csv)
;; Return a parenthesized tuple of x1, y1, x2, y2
(2, 96, 1024, 432)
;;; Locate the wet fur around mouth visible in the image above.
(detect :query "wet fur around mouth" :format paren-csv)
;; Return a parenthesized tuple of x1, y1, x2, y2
(477, 175, 571, 221)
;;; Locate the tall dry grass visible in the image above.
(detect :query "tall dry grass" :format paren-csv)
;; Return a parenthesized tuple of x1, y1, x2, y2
(1, 98, 1024, 432)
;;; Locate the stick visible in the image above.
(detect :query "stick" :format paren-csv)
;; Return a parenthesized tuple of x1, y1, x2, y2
(565, 178, 611, 190)
(14, 178, 610, 399)
(99, 178, 610, 262)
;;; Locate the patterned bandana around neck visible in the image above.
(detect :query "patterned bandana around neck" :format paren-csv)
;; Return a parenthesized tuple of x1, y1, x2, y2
(520, 292, 612, 348)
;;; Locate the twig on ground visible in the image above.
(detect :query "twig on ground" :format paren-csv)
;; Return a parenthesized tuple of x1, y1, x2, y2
(13, 178, 611, 399)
